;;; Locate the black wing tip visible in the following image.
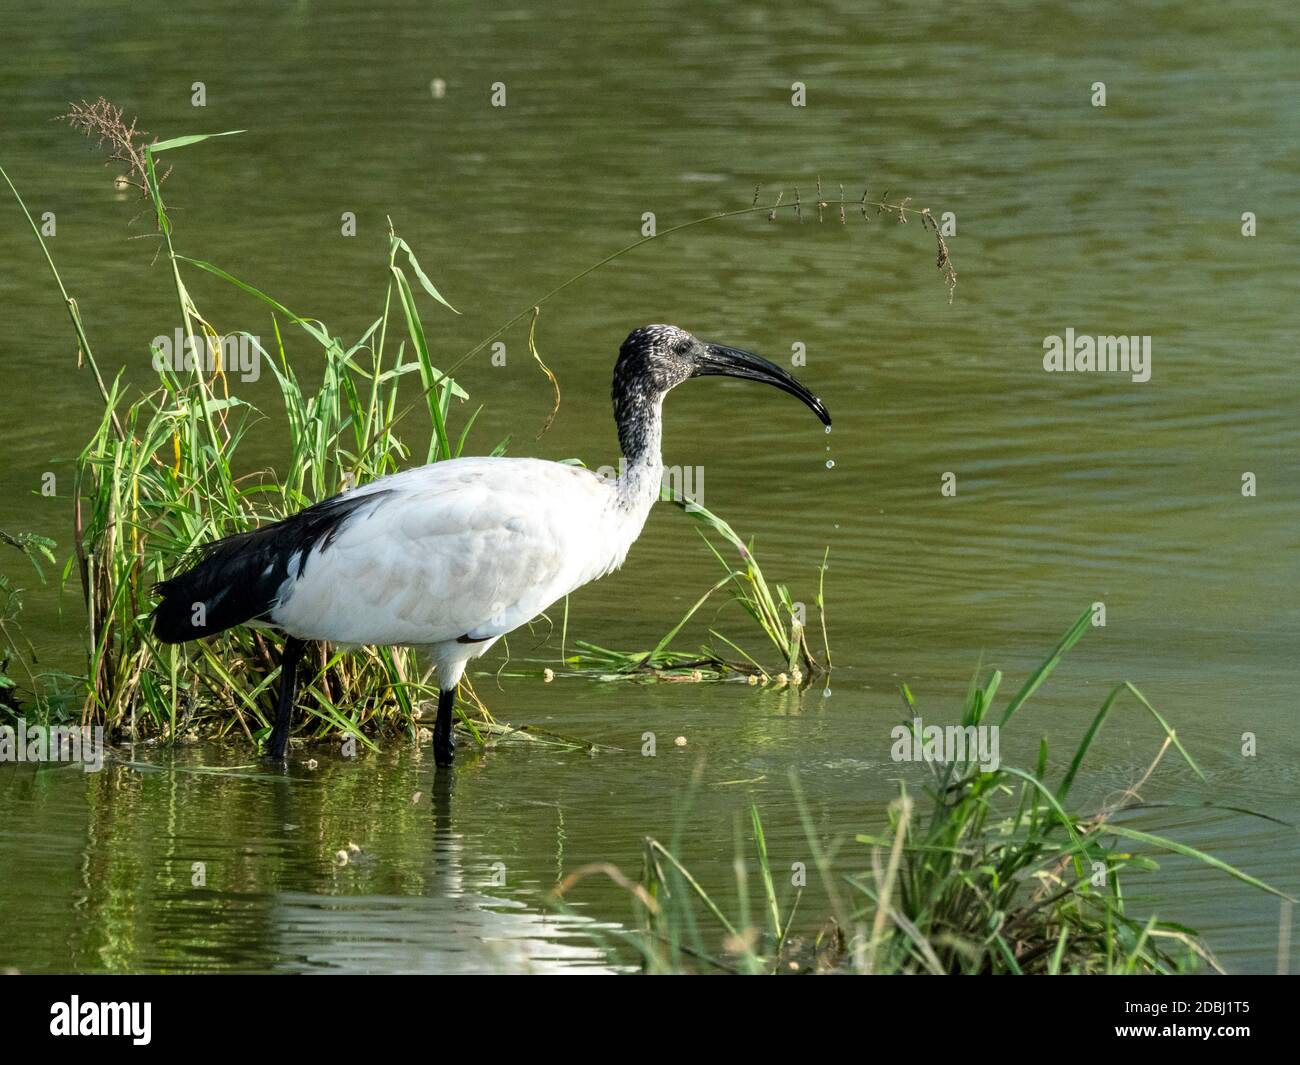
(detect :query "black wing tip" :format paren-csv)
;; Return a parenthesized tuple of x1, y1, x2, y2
(150, 595, 199, 644)
(147, 487, 391, 646)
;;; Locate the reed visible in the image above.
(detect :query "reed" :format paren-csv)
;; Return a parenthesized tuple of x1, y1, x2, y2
(553, 609, 1292, 974)
(564, 500, 829, 683)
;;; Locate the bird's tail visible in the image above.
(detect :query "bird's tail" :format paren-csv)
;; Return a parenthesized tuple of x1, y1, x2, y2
(152, 490, 390, 643)
(152, 526, 292, 643)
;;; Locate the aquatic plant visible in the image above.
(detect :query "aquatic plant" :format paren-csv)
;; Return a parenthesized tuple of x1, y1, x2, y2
(552, 609, 1292, 974)
(564, 500, 829, 682)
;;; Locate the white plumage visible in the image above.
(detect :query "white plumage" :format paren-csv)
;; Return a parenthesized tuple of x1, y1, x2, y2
(267, 453, 661, 687)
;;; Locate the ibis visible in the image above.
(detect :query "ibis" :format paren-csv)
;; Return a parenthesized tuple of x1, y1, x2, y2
(152, 325, 831, 767)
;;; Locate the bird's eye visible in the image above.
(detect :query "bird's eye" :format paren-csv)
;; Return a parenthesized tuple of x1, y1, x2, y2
(673, 340, 690, 355)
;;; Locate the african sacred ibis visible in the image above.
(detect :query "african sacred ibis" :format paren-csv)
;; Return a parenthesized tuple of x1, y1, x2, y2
(152, 325, 831, 767)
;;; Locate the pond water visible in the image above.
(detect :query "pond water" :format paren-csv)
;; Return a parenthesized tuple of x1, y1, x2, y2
(1, 0, 1296, 973)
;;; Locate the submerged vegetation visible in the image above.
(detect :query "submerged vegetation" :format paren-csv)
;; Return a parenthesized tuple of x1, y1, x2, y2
(554, 610, 1292, 974)
(0, 98, 950, 750)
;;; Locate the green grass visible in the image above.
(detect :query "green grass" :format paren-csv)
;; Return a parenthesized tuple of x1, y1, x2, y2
(552, 609, 1292, 974)
(559, 500, 829, 683)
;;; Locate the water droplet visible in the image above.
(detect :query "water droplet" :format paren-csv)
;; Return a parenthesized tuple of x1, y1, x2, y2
(824, 425, 832, 435)
(825, 459, 835, 469)
(822, 688, 832, 698)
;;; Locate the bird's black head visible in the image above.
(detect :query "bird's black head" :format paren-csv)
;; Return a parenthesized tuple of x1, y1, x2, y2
(613, 324, 831, 427)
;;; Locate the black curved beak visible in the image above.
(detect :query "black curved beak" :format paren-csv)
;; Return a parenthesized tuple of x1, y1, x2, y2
(693, 342, 831, 427)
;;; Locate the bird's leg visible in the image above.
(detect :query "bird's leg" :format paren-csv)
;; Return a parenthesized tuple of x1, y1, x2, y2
(433, 686, 456, 768)
(268, 636, 306, 761)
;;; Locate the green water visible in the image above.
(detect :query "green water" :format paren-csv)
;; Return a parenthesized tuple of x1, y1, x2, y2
(1, 0, 1296, 973)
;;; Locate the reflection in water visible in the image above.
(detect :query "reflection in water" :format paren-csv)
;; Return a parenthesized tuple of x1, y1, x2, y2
(270, 893, 616, 975)
(267, 772, 619, 974)
(0, 750, 624, 974)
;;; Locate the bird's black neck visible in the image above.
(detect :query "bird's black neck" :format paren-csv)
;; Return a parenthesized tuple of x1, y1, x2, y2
(612, 378, 664, 513)
(614, 378, 663, 466)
